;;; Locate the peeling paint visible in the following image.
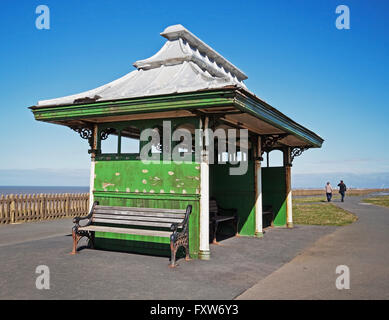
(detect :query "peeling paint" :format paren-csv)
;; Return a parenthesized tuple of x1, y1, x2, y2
(102, 182, 115, 191)
(95, 160, 200, 194)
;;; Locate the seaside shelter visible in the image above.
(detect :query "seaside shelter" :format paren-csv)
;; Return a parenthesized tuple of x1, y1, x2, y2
(30, 25, 323, 260)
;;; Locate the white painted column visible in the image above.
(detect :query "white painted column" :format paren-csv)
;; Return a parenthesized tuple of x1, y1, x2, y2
(89, 125, 98, 211)
(199, 117, 210, 260)
(286, 165, 293, 228)
(284, 147, 293, 228)
(89, 161, 95, 211)
(255, 136, 263, 237)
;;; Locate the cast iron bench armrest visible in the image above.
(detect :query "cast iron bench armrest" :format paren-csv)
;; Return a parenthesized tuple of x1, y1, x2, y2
(171, 205, 192, 230)
(72, 201, 98, 228)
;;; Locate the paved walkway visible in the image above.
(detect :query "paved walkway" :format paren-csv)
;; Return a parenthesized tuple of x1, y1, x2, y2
(237, 196, 389, 299)
(0, 219, 72, 247)
(0, 218, 335, 299)
(1, 195, 387, 299)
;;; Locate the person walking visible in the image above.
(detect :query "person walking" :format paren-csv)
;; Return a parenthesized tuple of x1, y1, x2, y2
(338, 180, 347, 202)
(325, 182, 333, 202)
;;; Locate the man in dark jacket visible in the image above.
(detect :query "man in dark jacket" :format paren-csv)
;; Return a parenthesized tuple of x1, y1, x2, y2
(338, 180, 347, 202)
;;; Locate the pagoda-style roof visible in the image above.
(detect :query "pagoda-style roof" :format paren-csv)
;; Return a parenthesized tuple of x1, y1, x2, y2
(37, 24, 247, 107)
(30, 25, 324, 149)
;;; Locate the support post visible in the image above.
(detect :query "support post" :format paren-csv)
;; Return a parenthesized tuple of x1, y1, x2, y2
(199, 117, 210, 260)
(255, 136, 263, 237)
(89, 124, 98, 211)
(284, 147, 293, 228)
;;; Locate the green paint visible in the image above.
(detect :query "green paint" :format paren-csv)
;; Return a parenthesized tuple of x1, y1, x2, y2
(93, 159, 200, 258)
(31, 90, 235, 122)
(262, 167, 287, 227)
(209, 161, 256, 236)
(30, 89, 323, 148)
(94, 160, 200, 195)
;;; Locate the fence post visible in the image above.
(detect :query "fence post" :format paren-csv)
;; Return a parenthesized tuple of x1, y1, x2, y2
(10, 194, 15, 223)
(65, 193, 70, 217)
(5, 195, 10, 224)
(41, 194, 47, 220)
(0, 194, 3, 224)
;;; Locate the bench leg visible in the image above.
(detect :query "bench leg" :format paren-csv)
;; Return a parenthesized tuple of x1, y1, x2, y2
(71, 230, 80, 255)
(88, 232, 95, 249)
(234, 217, 240, 237)
(185, 244, 191, 261)
(213, 221, 220, 245)
(169, 241, 177, 268)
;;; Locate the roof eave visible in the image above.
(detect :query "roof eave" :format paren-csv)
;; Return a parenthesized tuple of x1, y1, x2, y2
(233, 88, 324, 148)
(30, 87, 323, 148)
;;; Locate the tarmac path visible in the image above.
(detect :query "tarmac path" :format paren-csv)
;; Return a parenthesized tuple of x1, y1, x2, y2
(1, 194, 387, 299)
(237, 195, 389, 299)
(0, 217, 335, 299)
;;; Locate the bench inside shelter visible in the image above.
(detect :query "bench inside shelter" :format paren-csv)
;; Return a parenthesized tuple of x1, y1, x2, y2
(209, 198, 239, 244)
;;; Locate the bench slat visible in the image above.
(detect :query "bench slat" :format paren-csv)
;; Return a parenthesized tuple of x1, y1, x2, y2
(213, 216, 236, 222)
(79, 225, 172, 238)
(94, 208, 185, 219)
(95, 205, 186, 214)
(92, 218, 178, 228)
(93, 213, 183, 223)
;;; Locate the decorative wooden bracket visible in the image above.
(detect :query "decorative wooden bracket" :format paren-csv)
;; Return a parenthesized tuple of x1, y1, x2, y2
(261, 134, 289, 155)
(290, 147, 310, 163)
(100, 128, 116, 141)
(71, 126, 94, 151)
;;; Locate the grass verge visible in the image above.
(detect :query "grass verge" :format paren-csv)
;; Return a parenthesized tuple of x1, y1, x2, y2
(362, 195, 389, 208)
(292, 203, 357, 226)
(293, 193, 364, 204)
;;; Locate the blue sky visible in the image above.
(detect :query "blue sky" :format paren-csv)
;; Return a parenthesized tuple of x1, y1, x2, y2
(0, 0, 388, 187)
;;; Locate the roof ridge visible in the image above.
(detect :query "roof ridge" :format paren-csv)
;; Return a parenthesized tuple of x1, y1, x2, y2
(134, 24, 247, 81)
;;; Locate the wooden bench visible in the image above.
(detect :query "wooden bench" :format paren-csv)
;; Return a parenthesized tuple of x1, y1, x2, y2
(262, 205, 274, 228)
(209, 199, 239, 244)
(71, 201, 192, 267)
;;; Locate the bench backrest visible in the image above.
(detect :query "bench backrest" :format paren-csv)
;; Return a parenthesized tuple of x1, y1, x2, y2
(209, 199, 218, 214)
(92, 205, 188, 229)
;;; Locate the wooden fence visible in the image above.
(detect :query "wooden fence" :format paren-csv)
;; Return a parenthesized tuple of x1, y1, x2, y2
(0, 193, 89, 224)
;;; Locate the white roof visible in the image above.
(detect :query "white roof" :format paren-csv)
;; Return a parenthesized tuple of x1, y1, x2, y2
(37, 24, 248, 107)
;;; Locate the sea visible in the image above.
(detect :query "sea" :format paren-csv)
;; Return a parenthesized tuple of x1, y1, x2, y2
(0, 186, 89, 196)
